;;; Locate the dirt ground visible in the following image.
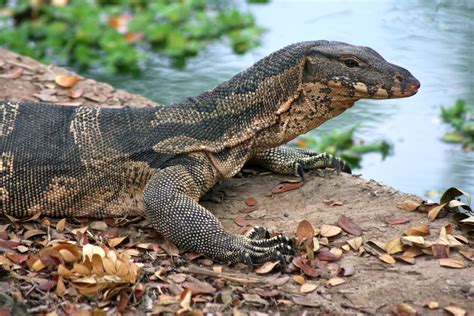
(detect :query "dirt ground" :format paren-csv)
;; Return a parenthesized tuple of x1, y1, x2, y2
(0, 49, 473, 315)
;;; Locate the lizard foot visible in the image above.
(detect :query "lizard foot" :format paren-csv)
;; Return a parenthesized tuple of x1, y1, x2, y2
(223, 227, 294, 266)
(293, 152, 352, 178)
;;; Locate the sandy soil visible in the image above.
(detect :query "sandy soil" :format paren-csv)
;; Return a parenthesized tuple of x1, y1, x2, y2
(0, 49, 472, 315)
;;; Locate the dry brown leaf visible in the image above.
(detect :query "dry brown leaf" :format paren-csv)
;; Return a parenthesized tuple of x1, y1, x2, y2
(271, 181, 304, 194)
(32, 259, 46, 271)
(401, 236, 426, 248)
(459, 249, 474, 261)
(89, 221, 108, 231)
(386, 217, 411, 225)
(395, 303, 417, 315)
(183, 281, 216, 294)
(55, 74, 78, 88)
(320, 224, 341, 237)
(58, 264, 74, 278)
(56, 218, 66, 232)
(233, 216, 251, 227)
(255, 261, 279, 274)
(56, 277, 66, 297)
(397, 200, 421, 211)
(292, 275, 305, 285)
(336, 215, 362, 236)
(67, 88, 84, 99)
(316, 251, 340, 262)
(395, 255, 416, 265)
(326, 277, 345, 287)
(244, 197, 257, 206)
(386, 238, 404, 255)
(444, 304, 466, 316)
(58, 249, 77, 263)
(431, 244, 449, 259)
(428, 203, 447, 221)
(23, 229, 46, 239)
(439, 258, 465, 269)
(0, 68, 23, 79)
(404, 224, 430, 236)
(313, 237, 320, 252)
(212, 266, 222, 273)
(295, 220, 315, 248)
(300, 283, 317, 293)
(5, 253, 28, 264)
(425, 301, 439, 309)
(378, 253, 396, 264)
(108, 237, 127, 248)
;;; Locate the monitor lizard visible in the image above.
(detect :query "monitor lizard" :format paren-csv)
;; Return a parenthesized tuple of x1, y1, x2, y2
(0, 41, 420, 265)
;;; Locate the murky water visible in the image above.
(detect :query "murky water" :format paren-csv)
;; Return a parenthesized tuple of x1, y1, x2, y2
(84, 0, 474, 198)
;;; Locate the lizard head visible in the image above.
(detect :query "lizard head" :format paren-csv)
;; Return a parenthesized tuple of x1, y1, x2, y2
(301, 41, 420, 101)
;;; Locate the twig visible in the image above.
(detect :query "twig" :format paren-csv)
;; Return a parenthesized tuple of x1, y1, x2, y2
(180, 266, 265, 285)
(340, 302, 376, 315)
(5, 59, 38, 73)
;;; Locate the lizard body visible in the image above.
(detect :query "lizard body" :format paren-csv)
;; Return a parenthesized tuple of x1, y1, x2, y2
(0, 41, 419, 264)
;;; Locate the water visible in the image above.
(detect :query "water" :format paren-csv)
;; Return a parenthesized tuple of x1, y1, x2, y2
(84, 0, 474, 198)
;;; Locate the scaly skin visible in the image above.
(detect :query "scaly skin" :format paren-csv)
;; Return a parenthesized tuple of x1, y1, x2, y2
(0, 41, 419, 264)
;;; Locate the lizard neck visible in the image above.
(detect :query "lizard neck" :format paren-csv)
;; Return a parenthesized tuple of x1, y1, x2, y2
(254, 81, 359, 149)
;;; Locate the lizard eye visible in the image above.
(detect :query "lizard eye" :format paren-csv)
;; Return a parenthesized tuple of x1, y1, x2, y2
(343, 58, 359, 68)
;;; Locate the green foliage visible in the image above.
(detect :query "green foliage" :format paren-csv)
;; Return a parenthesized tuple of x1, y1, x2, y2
(440, 99, 474, 151)
(293, 126, 392, 169)
(0, 0, 263, 72)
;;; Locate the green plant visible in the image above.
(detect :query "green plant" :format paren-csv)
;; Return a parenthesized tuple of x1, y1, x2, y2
(292, 126, 391, 169)
(0, 0, 264, 72)
(440, 99, 474, 151)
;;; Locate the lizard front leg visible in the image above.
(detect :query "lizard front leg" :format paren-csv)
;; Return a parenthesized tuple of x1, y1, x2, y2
(143, 160, 292, 265)
(249, 146, 351, 178)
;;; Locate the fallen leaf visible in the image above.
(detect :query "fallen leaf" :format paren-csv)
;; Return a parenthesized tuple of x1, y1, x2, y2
(397, 200, 421, 211)
(444, 304, 466, 316)
(182, 281, 216, 294)
(336, 215, 362, 236)
(244, 197, 257, 206)
(425, 301, 439, 309)
(292, 296, 320, 307)
(386, 217, 411, 225)
(431, 244, 449, 259)
(233, 216, 251, 227)
(395, 303, 417, 315)
(179, 288, 192, 312)
(300, 263, 321, 277)
(24, 229, 46, 239)
(300, 283, 317, 293)
(404, 224, 430, 236)
(316, 251, 340, 262)
(320, 224, 341, 237)
(255, 261, 279, 274)
(271, 181, 304, 194)
(89, 221, 108, 231)
(386, 238, 404, 255)
(292, 275, 305, 285)
(5, 253, 28, 264)
(108, 237, 127, 248)
(0, 68, 23, 79)
(401, 236, 426, 248)
(67, 88, 84, 99)
(428, 203, 447, 221)
(459, 249, 474, 261)
(55, 74, 78, 88)
(56, 218, 66, 232)
(378, 253, 396, 264)
(295, 220, 315, 248)
(395, 255, 416, 265)
(439, 258, 465, 269)
(242, 294, 268, 306)
(326, 277, 345, 287)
